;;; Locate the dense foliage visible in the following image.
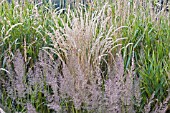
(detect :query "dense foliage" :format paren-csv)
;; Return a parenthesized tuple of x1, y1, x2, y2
(0, 0, 169, 113)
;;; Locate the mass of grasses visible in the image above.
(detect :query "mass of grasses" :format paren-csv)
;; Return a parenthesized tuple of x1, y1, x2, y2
(0, 0, 170, 113)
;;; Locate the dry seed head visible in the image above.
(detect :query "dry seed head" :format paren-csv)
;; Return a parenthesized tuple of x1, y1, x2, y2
(27, 103, 37, 113)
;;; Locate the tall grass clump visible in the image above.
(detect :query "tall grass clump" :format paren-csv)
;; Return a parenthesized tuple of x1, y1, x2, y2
(44, 3, 137, 112)
(113, 0, 170, 112)
(0, 0, 57, 64)
(0, 0, 169, 113)
(0, 0, 57, 112)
